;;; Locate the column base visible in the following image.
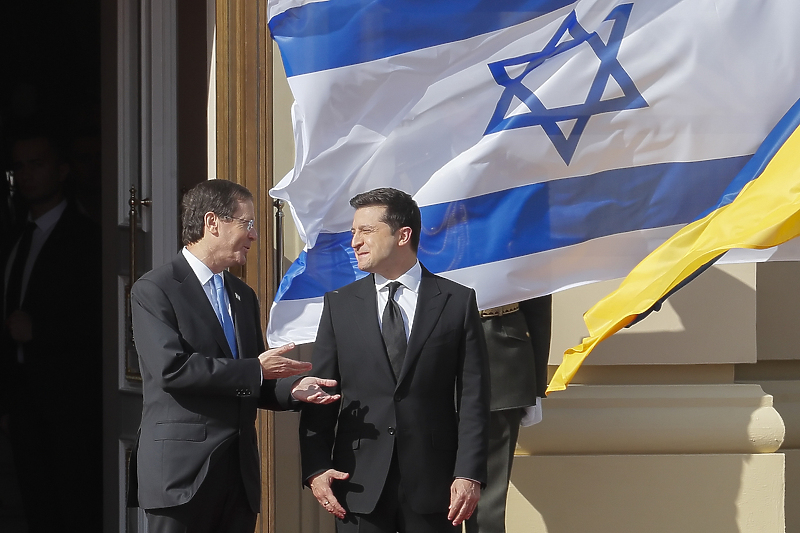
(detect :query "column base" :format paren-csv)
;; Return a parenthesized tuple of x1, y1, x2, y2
(507, 453, 785, 533)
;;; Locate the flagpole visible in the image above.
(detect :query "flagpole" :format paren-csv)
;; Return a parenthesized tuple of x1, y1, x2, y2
(273, 199, 285, 293)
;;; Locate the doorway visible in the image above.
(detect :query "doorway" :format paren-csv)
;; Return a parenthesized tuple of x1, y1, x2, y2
(0, 2, 102, 532)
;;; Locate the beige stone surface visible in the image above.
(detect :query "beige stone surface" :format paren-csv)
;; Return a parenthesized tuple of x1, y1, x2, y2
(508, 453, 785, 533)
(785, 449, 800, 533)
(519, 384, 784, 455)
(551, 263, 757, 366)
(757, 262, 800, 361)
(748, 379, 800, 450)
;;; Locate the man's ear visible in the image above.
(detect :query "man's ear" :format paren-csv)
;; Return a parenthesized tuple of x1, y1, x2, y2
(397, 227, 413, 247)
(204, 211, 220, 237)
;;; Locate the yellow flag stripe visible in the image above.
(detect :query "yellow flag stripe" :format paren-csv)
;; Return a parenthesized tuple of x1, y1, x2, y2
(547, 120, 800, 394)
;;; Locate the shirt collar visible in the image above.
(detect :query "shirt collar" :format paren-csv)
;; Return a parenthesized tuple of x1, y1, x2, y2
(182, 247, 216, 286)
(30, 199, 68, 232)
(374, 261, 421, 294)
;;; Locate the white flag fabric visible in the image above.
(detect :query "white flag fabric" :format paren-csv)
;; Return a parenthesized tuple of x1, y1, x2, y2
(267, 0, 800, 346)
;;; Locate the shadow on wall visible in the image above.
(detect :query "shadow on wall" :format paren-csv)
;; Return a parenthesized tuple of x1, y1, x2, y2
(591, 265, 757, 366)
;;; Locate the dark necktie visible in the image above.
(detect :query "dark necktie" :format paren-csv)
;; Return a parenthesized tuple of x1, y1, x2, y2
(382, 281, 407, 378)
(5, 221, 36, 316)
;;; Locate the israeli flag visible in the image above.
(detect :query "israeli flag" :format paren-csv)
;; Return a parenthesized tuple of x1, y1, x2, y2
(267, 0, 800, 346)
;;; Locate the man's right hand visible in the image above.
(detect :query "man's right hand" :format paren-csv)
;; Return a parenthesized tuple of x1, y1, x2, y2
(309, 469, 349, 519)
(258, 343, 311, 379)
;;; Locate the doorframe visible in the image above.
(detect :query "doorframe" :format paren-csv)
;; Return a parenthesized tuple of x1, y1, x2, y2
(214, 1, 278, 531)
(103, 0, 182, 530)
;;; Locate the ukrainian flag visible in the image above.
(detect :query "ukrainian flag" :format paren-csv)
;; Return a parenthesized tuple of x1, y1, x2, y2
(548, 97, 800, 394)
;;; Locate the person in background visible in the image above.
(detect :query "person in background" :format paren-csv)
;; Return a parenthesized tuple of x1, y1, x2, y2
(0, 127, 102, 532)
(466, 296, 552, 533)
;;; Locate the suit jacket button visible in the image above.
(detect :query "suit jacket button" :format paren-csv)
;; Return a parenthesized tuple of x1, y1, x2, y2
(393, 394, 401, 402)
(387, 427, 396, 435)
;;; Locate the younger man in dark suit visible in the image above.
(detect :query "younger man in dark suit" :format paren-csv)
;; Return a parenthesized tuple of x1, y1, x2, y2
(300, 187, 490, 533)
(129, 179, 339, 533)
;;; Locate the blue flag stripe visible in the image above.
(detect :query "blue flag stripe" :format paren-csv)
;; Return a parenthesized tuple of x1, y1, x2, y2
(269, 0, 578, 77)
(277, 155, 749, 301)
(276, 233, 367, 301)
(703, 97, 800, 217)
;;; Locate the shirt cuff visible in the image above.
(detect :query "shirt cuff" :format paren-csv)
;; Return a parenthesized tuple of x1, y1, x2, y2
(520, 397, 543, 427)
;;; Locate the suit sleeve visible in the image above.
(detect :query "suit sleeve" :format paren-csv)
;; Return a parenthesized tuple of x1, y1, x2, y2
(520, 295, 553, 398)
(298, 292, 341, 484)
(130, 277, 263, 397)
(454, 288, 490, 485)
(259, 296, 299, 411)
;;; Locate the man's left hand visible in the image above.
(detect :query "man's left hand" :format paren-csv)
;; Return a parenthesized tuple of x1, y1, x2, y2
(448, 478, 480, 526)
(291, 376, 341, 404)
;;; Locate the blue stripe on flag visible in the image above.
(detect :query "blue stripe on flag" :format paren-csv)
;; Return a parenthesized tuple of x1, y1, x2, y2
(276, 232, 367, 301)
(703, 98, 800, 217)
(419, 157, 748, 273)
(278, 156, 749, 301)
(269, 0, 578, 76)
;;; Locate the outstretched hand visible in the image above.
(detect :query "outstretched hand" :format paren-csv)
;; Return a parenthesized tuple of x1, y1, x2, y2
(291, 376, 341, 404)
(258, 343, 311, 379)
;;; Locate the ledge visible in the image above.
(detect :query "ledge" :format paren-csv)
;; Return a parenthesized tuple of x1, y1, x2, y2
(518, 384, 784, 455)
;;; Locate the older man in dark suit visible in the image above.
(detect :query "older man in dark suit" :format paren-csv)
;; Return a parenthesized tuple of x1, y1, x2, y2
(129, 179, 339, 533)
(300, 187, 490, 533)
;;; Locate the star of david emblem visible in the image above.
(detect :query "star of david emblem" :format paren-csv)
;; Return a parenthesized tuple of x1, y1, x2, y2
(484, 3, 647, 165)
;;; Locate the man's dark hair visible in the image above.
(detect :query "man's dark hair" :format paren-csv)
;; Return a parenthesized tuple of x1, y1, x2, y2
(181, 179, 253, 245)
(349, 187, 421, 251)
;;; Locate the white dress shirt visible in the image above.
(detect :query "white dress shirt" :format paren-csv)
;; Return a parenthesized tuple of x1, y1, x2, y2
(181, 248, 261, 381)
(374, 261, 421, 340)
(181, 247, 231, 315)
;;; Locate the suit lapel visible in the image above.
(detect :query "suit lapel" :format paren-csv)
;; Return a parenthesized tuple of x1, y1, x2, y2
(350, 275, 398, 382)
(398, 268, 446, 386)
(25, 204, 74, 292)
(173, 254, 233, 358)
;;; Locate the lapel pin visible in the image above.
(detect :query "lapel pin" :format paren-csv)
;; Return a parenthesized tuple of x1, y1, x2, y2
(235, 293, 241, 301)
